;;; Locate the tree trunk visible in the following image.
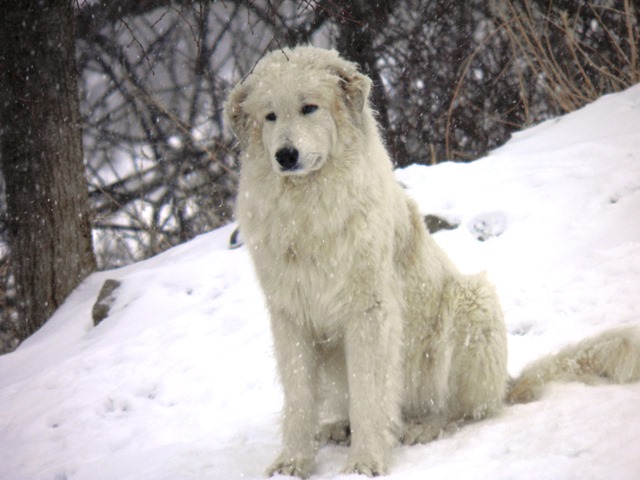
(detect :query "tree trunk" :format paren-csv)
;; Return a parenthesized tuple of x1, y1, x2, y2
(333, 0, 410, 167)
(0, 0, 96, 339)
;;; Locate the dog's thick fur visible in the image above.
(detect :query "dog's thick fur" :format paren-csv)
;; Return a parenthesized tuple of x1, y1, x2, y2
(225, 46, 640, 477)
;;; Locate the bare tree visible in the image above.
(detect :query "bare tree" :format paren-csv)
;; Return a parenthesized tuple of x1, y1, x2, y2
(0, 0, 96, 340)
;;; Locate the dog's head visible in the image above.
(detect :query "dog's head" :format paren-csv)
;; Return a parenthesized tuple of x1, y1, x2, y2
(224, 46, 372, 177)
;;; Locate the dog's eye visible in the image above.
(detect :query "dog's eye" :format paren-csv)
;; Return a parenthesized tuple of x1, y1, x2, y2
(301, 104, 318, 115)
(265, 112, 277, 122)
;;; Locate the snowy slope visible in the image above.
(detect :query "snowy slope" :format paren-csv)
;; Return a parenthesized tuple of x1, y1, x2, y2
(2, 84, 640, 480)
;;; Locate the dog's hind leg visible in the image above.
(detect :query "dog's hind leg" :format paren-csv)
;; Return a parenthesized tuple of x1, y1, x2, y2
(317, 344, 351, 445)
(445, 274, 508, 422)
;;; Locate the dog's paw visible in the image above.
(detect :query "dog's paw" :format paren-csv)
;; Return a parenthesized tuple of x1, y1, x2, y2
(266, 452, 314, 479)
(506, 377, 541, 404)
(342, 453, 387, 477)
(400, 421, 442, 445)
(401, 419, 463, 445)
(317, 420, 351, 445)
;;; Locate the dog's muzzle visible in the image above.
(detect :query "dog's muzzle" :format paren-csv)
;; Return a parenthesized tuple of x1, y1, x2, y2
(275, 147, 299, 171)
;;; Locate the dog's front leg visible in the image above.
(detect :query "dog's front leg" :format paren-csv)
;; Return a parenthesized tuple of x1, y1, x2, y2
(342, 302, 402, 476)
(266, 311, 319, 479)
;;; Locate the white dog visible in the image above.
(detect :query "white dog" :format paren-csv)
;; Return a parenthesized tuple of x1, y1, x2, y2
(225, 46, 640, 478)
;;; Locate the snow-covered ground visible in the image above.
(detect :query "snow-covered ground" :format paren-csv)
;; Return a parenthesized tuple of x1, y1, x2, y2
(2, 84, 640, 480)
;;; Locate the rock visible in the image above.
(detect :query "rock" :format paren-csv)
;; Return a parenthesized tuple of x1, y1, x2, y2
(229, 227, 243, 249)
(92, 279, 121, 327)
(424, 214, 459, 234)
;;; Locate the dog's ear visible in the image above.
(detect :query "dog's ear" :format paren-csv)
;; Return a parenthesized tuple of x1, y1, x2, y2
(337, 70, 372, 115)
(224, 82, 252, 144)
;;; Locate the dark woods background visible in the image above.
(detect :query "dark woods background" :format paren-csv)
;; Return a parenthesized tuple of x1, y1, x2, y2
(1, 0, 638, 351)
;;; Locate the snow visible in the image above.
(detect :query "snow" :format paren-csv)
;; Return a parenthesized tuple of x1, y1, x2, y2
(2, 84, 640, 480)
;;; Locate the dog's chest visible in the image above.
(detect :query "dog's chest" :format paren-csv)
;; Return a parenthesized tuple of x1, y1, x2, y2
(249, 180, 355, 260)
(254, 212, 357, 327)
(239, 173, 375, 329)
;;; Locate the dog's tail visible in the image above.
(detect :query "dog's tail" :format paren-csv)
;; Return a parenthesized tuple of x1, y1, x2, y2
(506, 326, 640, 404)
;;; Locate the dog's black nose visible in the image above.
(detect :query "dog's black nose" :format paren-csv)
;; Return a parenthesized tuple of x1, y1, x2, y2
(275, 147, 299, 171)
